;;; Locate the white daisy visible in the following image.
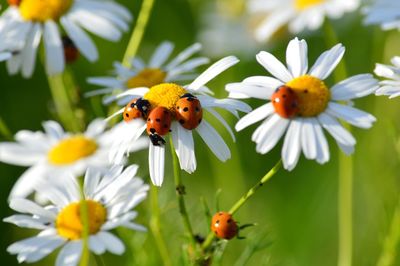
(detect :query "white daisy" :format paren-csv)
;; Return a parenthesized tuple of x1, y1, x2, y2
(86, 41, 210, 104)
(0, 119, 148, 199)
(248, 0, 359, 42)
(226, 37, 378, 170)
(108, 56, 251, 186)
(4, 165, 149, 265)
(374, 56, 400, 98)
(363, 0, 400, 31)
(0, 0, 131, 77)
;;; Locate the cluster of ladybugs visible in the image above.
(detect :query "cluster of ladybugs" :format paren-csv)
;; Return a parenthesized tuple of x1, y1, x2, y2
(123, 93, 203, 145)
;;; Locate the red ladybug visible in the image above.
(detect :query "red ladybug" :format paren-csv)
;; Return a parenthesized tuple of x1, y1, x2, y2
(211, 212, 238, 240)
(62, 36, 79, 64)
(123, 98, 150, 122)
(271, 85, 299, 119)
(7, 0, 21, 6)
(146, 107, 171, 146)
(175, 93, 203, 130)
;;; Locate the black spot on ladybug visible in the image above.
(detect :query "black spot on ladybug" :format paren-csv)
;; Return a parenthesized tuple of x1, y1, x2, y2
(176, 106, 180, 110)
(163, 124, 168, 128)
(275, 87, 280, 92)
(219, 212, 223, 216)
(195, 107, 200, 112)
(282, 94, 287, 98)
(304, 89, 308, 93)
(130, 103, 135, 108)
(147, 118, 150, 121)
(214, 231, 218, 235)
(183, 107, 189, 112)
(125, 113, 129, 117)
(227, 219, 232, 223)
(179, 119, 185, 124)
(156, 118, 161, 122)
(216, 220, 220, 224)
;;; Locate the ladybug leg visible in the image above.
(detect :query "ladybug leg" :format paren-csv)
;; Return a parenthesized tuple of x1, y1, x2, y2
(149, 133, 166, 146)
(236, 223, 257, 240)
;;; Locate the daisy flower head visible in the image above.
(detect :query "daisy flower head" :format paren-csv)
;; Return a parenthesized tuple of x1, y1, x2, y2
(0, 119, 148, 199)
(363, 0, 400, 31)
(374, 56, 400, 98)
(108, 56, 251, 186)
(4, 165, 149, 265)
(248, 0, 360, 42)
(0, 0, 132, 77)
(227, 37, 378, 171)
(86, 41, 210, 103)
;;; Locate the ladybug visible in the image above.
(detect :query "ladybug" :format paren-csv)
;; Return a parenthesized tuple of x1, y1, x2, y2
(146, 106, 171, 146)
(62, 36, 79, 64)
(123, 98, 150, 122)
(175, 93, 203, 130)
(271, 85, 299, 119)
(7, 0, 21, 6)
(211, 211, 238, 240)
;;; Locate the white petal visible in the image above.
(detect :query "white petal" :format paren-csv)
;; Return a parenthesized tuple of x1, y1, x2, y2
(281, 120, 302, 171)
(206, 108, 235, 141)
(171, 122, 196, 173)
(300, 118, 317, 160)
(226, 82, 274, 100)
(148, 143, 165, 186)
(331, 74, 379, 100)
(187, 56, 239, 91)
(96, 232, 125, 255)
(43, 21, 64, 75)
(9, 165, 47, 199)
(309, 44, 345, 80)
(9, 198, 56, 220)
(196, 120, 230, 161)
(165, 43, 202, 70)
(255, 114, 290, 154)
(286, 37, 308, 77)
(149, 41, 174, 68)
(236, 103, 274, 131)
(3, 215, 50, 230)
(313, 121, 330, 164)
(89, 235, 106, 255)
(56, 241, 82, 266)
(21, 23, 42, 78)
(326, 102, 376, 129)
(0, 143, 43, 166)
(256, 51, 293, 82)
(254, 8, 294, 42)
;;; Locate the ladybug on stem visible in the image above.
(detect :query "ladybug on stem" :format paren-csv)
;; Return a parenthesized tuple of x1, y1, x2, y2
(271, 85, 299, 119)
(123, 97, 150, 122)
(62, 36, 79, 64)
(211, 211, 255, 240)
(146, 106, 171, 146)
(175, 93, 203, 130)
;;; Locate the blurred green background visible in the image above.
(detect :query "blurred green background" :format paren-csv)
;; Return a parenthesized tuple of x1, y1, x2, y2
(1, 0, 400, 265)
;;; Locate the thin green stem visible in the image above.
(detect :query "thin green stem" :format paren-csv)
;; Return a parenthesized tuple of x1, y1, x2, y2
(0, 116, 12, 140)
(47, 73, 81, 132)
(201, 160, 282, 251)
(78, 179, 90, 266)
(150, 185, 173, 266)
(122, 0, 155, 67)
(323, 19, 352, 266)
(168, 138, 197, 250)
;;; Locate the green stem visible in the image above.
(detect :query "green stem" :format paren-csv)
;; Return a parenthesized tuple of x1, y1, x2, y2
(78, 179, 90, 266)
(150, 185, 173, 266)
(323, 19, 352, 266)
(168, 138, 197, 250)
(122, 0, 156, 67)
(0, 116, 12, 140)
(376, 195, 400, 266)
(201, 160, 282, 251)
(47, 73, 81, 132)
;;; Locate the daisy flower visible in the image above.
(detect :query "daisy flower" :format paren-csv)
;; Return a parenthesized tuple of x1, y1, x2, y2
(0, 0, 131, 77)
(108, 56, 251, 186)
(374, 56, 400, 98)
(363, 0, 400, 31)
(0, 119, 148, 199)
(86, 41, 210, 104)
(248, 0, 359, 42)
(226, 37, 378, 170)
(4, 165, 149, 265)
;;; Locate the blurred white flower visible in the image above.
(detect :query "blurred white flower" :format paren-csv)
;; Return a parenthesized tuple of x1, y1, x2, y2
(248, 0, 359, 42)
(363, 0, 400, 31)
(374, 56, 400, 98)
(0, 119, 148, 199)
(86, 41, 209, 105)
(0, 0, 132, 77)
(108, 56, 251, 186)
(4, 166, 149, 265)
(227, 37, 378, 170)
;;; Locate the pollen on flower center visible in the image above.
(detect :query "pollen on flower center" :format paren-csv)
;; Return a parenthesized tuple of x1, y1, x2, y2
(126, 68, 167, 89)
(285, 75, 330, 117)
(144, 83, 187, 111)
(295, 0, 324, 10)
(19, 0, 73, 22)
(56, 200, 107, 240)
(48, 136, 98, 165)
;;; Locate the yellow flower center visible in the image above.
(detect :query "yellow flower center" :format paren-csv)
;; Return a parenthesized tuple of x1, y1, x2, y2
(126, 68, 167, 89)
(56, 200, 107, 240)
(48, 136, 98, 165)
(285, 75, 330, 117)
(144, 83, 187, 111)
(295, 0, 324, 10)
(19, 0, 73, 22)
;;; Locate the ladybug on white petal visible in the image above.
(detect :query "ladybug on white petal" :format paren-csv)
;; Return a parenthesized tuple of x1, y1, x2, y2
(123, 97, 150, 122)
(175, 93, 203, 130)
(271, 85, 299, 119)
(146, 106, 171, 146)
